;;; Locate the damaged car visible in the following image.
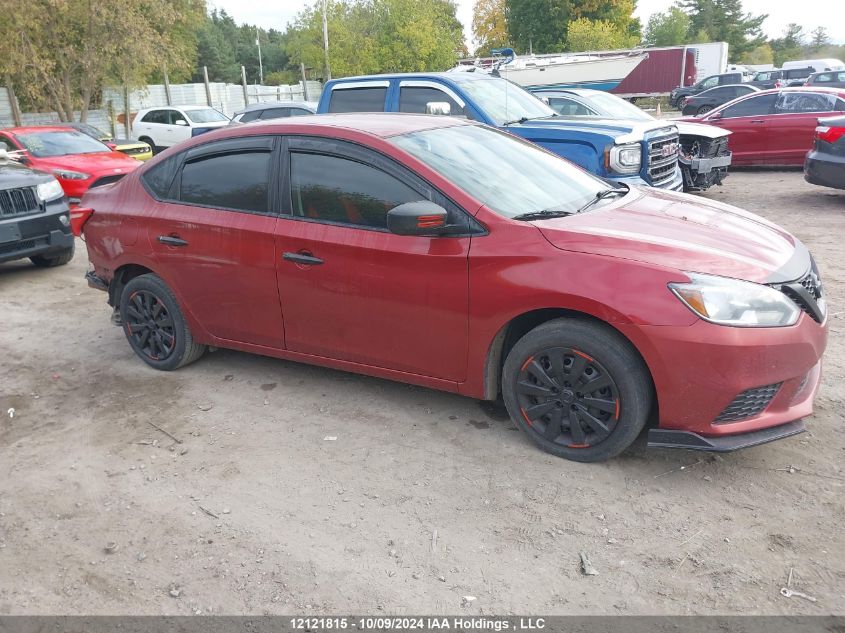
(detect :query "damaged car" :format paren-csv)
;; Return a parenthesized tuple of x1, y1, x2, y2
(533, 88, 732, 191)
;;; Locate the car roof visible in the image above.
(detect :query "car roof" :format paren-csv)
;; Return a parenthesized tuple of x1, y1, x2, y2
(696, 84, 760, 93)
(1, 126, 77, 135)
(249, 112, 471, 137)
(237, 101, 317, 115)
(530, 88, 601, 97)
(327, 71, 497, 85)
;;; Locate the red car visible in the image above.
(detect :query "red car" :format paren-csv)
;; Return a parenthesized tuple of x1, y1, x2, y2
(79, 115, 828, 462)
(678, 87, 845, 166)
(0, 126, 141, 204)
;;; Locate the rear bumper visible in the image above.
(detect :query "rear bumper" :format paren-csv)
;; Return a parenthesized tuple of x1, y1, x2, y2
(648, 420, 806, 452)
(804, 151, 845, 190)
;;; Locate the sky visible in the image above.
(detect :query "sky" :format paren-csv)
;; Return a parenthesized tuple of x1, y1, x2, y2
(214, 0, 845, 50)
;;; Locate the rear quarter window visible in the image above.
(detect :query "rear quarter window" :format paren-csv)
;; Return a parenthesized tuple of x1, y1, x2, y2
(141, 156, 179, 199)
(328, 87, 387, 113)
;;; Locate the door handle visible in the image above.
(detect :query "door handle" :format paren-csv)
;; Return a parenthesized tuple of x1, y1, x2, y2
(750, 119, 766, 123)
(282, 251, 324, 266)
(157, 235, 188, 247)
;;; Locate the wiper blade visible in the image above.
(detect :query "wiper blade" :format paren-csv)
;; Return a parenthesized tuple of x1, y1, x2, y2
(502, 114, 557, 126)
(502, 116, 529, 126)
(511, 209, 576, 221)
(576, 186, 629, 214)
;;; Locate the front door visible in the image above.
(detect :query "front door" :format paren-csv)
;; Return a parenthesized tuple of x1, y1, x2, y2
(146, 136, 284, 347)
(274, 137, 472, 382)
(705, 93, 777, 164)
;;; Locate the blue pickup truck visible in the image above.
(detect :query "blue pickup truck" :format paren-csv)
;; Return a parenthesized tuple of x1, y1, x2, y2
(316, 71, 683, 191)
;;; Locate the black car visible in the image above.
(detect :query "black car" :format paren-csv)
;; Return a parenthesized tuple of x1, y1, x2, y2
(669, 72, 744, 109)
(0, 149, 74, 267)
(680, 84, 760, 115)
(782, 67, 818, 87)
(805, 115, 845, 190)
(805, 70, 845, 89)
(747, 69, 784, 90)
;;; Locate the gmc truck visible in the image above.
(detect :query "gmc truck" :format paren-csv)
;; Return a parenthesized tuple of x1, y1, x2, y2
(316, 72, 683, 191)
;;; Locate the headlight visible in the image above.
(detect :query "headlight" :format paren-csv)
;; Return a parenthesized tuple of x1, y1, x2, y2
(669, 273, 800, 327)
(36, 179, 65, 201)
(53, 169, 90, 180)
(607, 143, 641, 174)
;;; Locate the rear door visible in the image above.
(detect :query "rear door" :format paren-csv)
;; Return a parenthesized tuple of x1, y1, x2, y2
(325, 81, 390, 112)
(767, 91, 843, 163)
(145, 136, 284, 347)
(703, 93, 777, 164)
(273, 136, 474, 381)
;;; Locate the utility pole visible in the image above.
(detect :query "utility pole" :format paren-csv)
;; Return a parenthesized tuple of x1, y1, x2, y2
(256, 27, 264, 84)
(322, 0, 331, 81)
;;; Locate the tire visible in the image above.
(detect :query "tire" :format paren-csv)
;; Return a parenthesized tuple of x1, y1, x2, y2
(119, 273, 206, 370)
(501, 318, 652, 463)
(138, 136, 158, 155)
(697, 105, 713, 115)
(30, 242, 75, 267)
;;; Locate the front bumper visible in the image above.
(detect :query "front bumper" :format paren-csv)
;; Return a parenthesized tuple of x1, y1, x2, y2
(648, 420, 806, 452)
(0, 199, 73, 264)
(804, 151, 845, 190)
(618, 314, 827, 440)
(612, 167, 684, 192)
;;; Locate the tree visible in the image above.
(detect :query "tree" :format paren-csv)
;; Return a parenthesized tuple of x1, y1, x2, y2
(739, 43, 773, 65)
(678, 0, 767, 57)
(809, 27, 830, 53)
(770, 23, 804, 66)
(566, 18, 638, 51)
(472, 0, 509, 56)
(643, 7, 690, 46)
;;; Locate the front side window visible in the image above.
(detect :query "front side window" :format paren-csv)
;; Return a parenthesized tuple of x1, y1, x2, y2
(328, 87, 387, 113)
(238, 111, 261, 123)
(720, 93, 777, 118)
(399, 86, 463, 115)
(573, 91, 651, 121)
(289, 108, 312, 117)
(699, 76, 718, 89)
(391, 124, 608, 219)
(258, 108, 289, 120)
(290, 152, 419, 229)
(548, 97, 595, 116)
(179, 150, 271, 212)
(14, 131, 110, 157)
(775, 92, 837, 113)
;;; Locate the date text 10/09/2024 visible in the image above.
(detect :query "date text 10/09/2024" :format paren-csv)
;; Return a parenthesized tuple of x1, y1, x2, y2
(290, 618, 547, 631)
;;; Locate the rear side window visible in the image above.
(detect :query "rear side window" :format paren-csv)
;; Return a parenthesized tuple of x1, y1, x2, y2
(142, 110, 169, 124)
(776, 92, 838, 113)
(398, 87, 462, 115)
(258, 108, 289, 120)
(238, 110, 261, 123)
(289, 108, 312, 117)
(179, 150, 272, 213)
(328, 87, 387, 113)
(289, 152, 418, 229)
(721, 93, 777, 118)
(142, 156, 179, 199)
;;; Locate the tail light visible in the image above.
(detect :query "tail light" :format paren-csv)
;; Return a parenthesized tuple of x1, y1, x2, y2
(774, 80, 783, 88)
(815, 125, 845, 144)
(70, 207, 94, 236)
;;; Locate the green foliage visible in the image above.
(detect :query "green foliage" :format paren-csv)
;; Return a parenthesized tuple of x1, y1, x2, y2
(739, 43, 773, 65)
(472, 0, 509, 56)
(677, 0, 767, 57)
(284, 0, 466, 79)
(643, 7, 690, 47)
(566, 18, 639, 51)
(769, 23, 805, 67)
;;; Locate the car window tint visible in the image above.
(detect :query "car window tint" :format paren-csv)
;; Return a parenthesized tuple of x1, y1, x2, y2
(548, 97, 595, 116)
(707, 87, 731, 98)
(776, 92, 837, 113)
(258, 108, 289, 120)
(172, 111, 188, 125)
(142, 110, 168, 124)
(289, 108, 312, 117)
(700, 77, 718, 89)
(290, 152, 419, 229)
(142, 155, 179, 199)
(179, 150, 271, 212)
(239, 110, 261, 123)
(328, 87, 387, 113)
(721, 93, 777, 118)
(398, 87, 463, 115)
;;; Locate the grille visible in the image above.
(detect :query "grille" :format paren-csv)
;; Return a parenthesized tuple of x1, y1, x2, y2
(0, 236, 48, 256)
(648, 133, 680, 187)
(775, 264, 825, 323)
(90, 174, 125, 189)
(0, 187, 40, 218)
(714, 383, 782, 423)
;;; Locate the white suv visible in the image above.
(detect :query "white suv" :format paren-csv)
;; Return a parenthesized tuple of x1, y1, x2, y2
(131, 106, 230, 152)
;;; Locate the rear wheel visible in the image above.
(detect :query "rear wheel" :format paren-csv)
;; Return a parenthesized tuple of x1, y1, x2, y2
(697, 104, 713, 115)
(119, 273, 206, 370)
(502, 318, 652, 462)
(30, 243, 74, 267)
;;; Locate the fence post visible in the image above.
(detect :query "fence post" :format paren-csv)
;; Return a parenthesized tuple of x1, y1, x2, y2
(123, 84, 131, 139)
(300, 64, 309, 101)
(4, 75, 22, 127)
(241, 66, 249, 106)
(163, 68, 172, 106)
(202, 66, 212, 107)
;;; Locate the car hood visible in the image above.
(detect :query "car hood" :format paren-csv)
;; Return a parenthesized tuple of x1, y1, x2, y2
(673, 120, 731, 138)
(0, 161, 54, 186)
(511, 117, 676, 142)
(532, 187, 807, 284)
(34, 151, 141, 176)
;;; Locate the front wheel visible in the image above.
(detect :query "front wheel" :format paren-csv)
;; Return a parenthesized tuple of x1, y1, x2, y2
(31, 243, 75, 267)
(502, 319, 652, 462)
(119, 273, 206, 370)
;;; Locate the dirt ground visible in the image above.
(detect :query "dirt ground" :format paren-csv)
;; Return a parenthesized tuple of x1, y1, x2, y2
(0, 170, 843, 616)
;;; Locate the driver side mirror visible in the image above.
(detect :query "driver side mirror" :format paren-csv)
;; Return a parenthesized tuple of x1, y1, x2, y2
(706, 111, 722, 120)
(174, 119, 188, 126)
(425, 102, 451, 116)
(387, 201, 448, 236)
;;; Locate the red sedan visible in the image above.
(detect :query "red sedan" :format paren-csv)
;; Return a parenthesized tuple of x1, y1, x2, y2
(0, 126, 141, 203)
(678, 87, 845, 165)
(79, 115, 827, 462)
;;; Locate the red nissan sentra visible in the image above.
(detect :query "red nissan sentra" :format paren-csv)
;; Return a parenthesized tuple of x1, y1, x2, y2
(78, 114, 828, 462)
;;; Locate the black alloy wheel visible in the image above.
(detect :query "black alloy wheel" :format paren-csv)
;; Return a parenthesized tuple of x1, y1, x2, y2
(124, 289, 176, 362)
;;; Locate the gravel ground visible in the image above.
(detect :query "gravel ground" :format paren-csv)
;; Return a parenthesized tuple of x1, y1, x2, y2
(0, 169, 843, 615)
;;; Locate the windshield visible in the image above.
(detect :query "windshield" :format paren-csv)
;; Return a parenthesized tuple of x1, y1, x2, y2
(457, 77, 556, 125)
(73, 123, 111, 140)
(581, 92, 653, 121)
(392, 125, 610, 218)
(15, 131, 111, 157)
(185, 108, 229, 124)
